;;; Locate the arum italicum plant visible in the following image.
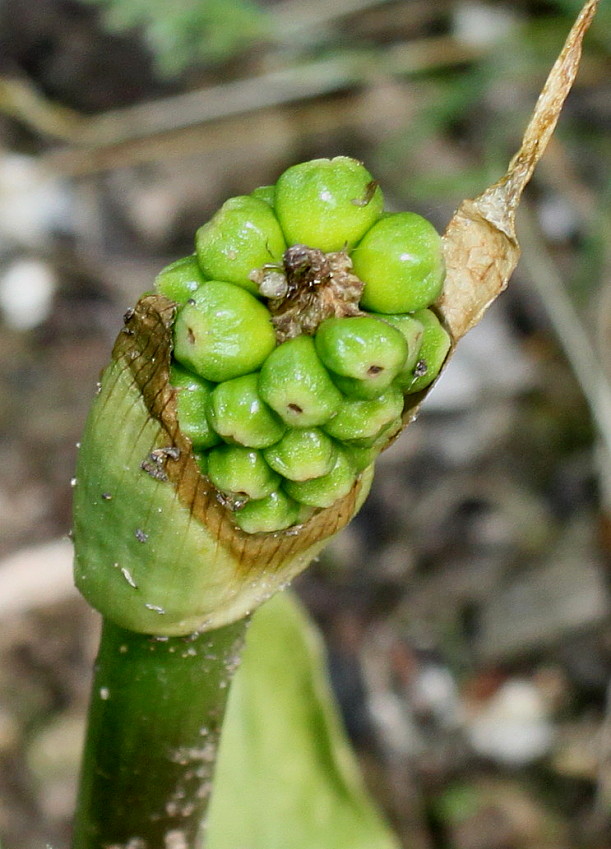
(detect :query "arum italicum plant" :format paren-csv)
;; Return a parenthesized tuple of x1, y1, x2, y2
(71, 3, 598, 847)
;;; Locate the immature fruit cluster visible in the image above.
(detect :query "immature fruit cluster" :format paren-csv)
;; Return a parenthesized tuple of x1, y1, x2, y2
(155, 156, 451, 535)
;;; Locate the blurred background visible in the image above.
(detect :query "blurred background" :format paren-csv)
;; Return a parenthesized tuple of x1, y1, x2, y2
(0, 0, 609, 846)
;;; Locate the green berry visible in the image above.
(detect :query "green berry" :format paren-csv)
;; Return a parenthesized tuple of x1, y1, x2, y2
(341, 442, 377, 472)
(234, 490, 300, 534)
(155, 255, 207, 304)
(173, 281, 276, 382)
(274, 157, 384, 252)
(342, 415, 402, 469)
(345, 415, 403, 449)
(207, 373, 285, 448)
(263, 428, 337, 481)
(258, 335, 343, 427)
(195, 196, 286, 295)
(370, 312, 425, 376)
(194, 450, 208, 475)
(283, 447, 357, 508)
(314, 316, 408, 400)
(353, 212, 445, 313)
(323, 386, 404, 443)
(395, 309, 451, 394)
(250, 184, 275, 206)
(207, 445, 279, 500)
(170, 363, 220, 450)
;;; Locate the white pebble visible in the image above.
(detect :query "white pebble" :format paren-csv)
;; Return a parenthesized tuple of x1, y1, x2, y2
(453, 2, 518, 48)
(0, 154, 71, 249)
(537, 193, 580, 242)
(0, 259, 56, 329)
(465, 678, 554, 766)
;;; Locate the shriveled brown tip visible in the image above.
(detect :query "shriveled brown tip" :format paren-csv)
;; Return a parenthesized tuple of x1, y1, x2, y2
(438, 0, 599, 344)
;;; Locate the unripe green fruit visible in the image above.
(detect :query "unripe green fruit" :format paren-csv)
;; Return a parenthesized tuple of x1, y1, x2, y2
(195, 196, 286, 295)
(155, 255, 208, 304)
(263, 428, 337, 481)
(283, 447, 357, 508)
(324, 386, 404, 443)
(315, 316, 408, 400)
(274, 157, 384, 252)
(341, 442, 378, 472)
(258, 335, 343, 427)
(234, 490, 300, 534)
(207, 445, 280, 500)
(250, 184, 275, 206)
(353, 212, 445, 313)
(395, 308, 451, 394)
(173, 281, 276, 382)
(170, 363, 220, 450)
(73, 295, 377, 634)
(342, 416, 402, 469)
(195, 450, 208, 475)
(206, 373, 286, 449)
(345, 414, 403, 449)
(370, 312, 425, 376)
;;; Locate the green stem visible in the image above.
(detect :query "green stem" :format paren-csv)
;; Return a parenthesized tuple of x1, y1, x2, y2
(72, 615, 248, 849)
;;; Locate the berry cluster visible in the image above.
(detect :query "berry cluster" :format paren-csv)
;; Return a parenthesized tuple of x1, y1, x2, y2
(155, 157, 451, 534)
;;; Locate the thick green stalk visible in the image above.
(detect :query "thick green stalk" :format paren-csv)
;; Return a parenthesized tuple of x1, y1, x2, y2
(72, 615, 247, 849)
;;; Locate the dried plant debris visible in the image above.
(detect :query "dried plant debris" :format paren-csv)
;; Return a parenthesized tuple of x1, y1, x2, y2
(436, 0, 600, 346)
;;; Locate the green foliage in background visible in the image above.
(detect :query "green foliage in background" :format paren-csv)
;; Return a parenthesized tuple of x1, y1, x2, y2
(372, 4, 607, 237)
(207, 591, 399, 849)
(549, 0, 610, 47)
(80, 0, 267, 74)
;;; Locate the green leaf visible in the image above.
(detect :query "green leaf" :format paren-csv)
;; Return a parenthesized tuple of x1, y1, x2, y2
(207, 591, 400, 849)
(80, 0, 267, 74)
